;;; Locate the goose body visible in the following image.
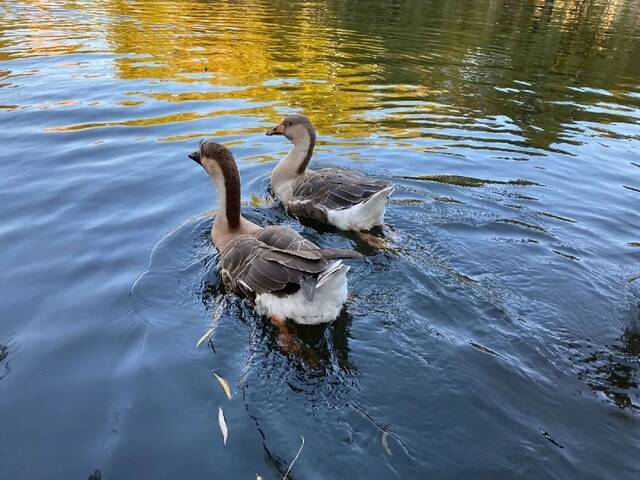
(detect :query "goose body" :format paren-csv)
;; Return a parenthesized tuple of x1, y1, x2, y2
(267, 114, 394, 231)
(189, 141, 360, 325)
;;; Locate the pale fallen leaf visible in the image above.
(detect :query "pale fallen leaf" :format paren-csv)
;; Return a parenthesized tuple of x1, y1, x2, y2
(213, 372, 232, 400)
(195, 327, 214, 349)
(283, 436, 304, 480)
(381, 431, 392, 456)
(218, 407, 228, 446)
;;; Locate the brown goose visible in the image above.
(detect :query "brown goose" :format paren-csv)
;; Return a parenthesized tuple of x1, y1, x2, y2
(266, 114, 394, 231)
(188, 141, 361, 325)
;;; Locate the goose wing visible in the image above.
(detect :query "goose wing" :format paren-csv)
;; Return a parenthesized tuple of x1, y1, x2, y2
(220, 227, 360, 299)
(290, 168, 392, 212)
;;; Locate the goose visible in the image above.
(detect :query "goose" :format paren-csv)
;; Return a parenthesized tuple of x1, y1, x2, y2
(266, 114, 394, 231)
(188, 141, 361, 326)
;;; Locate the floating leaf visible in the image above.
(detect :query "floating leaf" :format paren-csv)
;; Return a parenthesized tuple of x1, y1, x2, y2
(256, 476, 262, 480)
(213, 372, 232, 400)
(196, 327, 214, 349)
(283, 436, 304, 480)
(218, 407, 228, 446)
(381, 431, 392, 456)
(250, 193, 262, 207)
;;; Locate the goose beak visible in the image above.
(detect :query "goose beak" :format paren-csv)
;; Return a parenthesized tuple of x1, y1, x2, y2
(266, 122, 285, 136)
(189, 150, 201, 165)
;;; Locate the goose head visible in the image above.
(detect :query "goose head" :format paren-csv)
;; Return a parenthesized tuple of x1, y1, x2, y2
(189, 140, 235, 176)
(189, 141, 242, 231)
(266, 114, 316, 145)
(267, 114, 317, 178)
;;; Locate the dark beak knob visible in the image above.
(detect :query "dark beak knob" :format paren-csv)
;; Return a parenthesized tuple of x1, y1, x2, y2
(266, 123, 285, 136)
(188, 150, 201, 165)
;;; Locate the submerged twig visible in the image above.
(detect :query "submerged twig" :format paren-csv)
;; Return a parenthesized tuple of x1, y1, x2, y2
(283, 436, 305, 480)
(195, 294, 231, 349)
(381, 431, 392, 456)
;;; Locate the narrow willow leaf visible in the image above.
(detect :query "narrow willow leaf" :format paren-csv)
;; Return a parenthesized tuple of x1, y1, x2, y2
(195, 327, 214, 349)
(218, 407, 228, 446)
(381, 431, 392, 456)
(283, 436, 304, 480)
(213, 372, 232, 400)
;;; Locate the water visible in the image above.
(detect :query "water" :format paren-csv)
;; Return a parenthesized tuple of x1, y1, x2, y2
(1, 0, 639, 478)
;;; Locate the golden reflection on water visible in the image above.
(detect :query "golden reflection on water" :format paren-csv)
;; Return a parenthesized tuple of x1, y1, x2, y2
(105, 1, 392, 137)
(2, 0, 640, 145)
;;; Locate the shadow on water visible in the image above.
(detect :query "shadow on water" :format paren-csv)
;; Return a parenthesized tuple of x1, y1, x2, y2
(571, 305, 640, 411)
(0, 337, 16, 381)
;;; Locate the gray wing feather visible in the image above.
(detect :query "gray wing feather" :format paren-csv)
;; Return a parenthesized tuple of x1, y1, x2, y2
(219, 226, 360, 300)
(289, 168, 391, 216)
(255, 225, 318, 251)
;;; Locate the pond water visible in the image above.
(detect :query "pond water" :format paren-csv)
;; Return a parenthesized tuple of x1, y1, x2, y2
(1, 0, 639, 478)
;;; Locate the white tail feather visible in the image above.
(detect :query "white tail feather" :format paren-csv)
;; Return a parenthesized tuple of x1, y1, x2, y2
(254, 262, 349, 325)
(317, 261, 348, 288)
(327, 185, 394, 231)
(363, 185, 394, 209)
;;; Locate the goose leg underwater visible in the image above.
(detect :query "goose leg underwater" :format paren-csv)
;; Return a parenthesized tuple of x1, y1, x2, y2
(266, 114, 395, 235)
(188, 141, 362, 333)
